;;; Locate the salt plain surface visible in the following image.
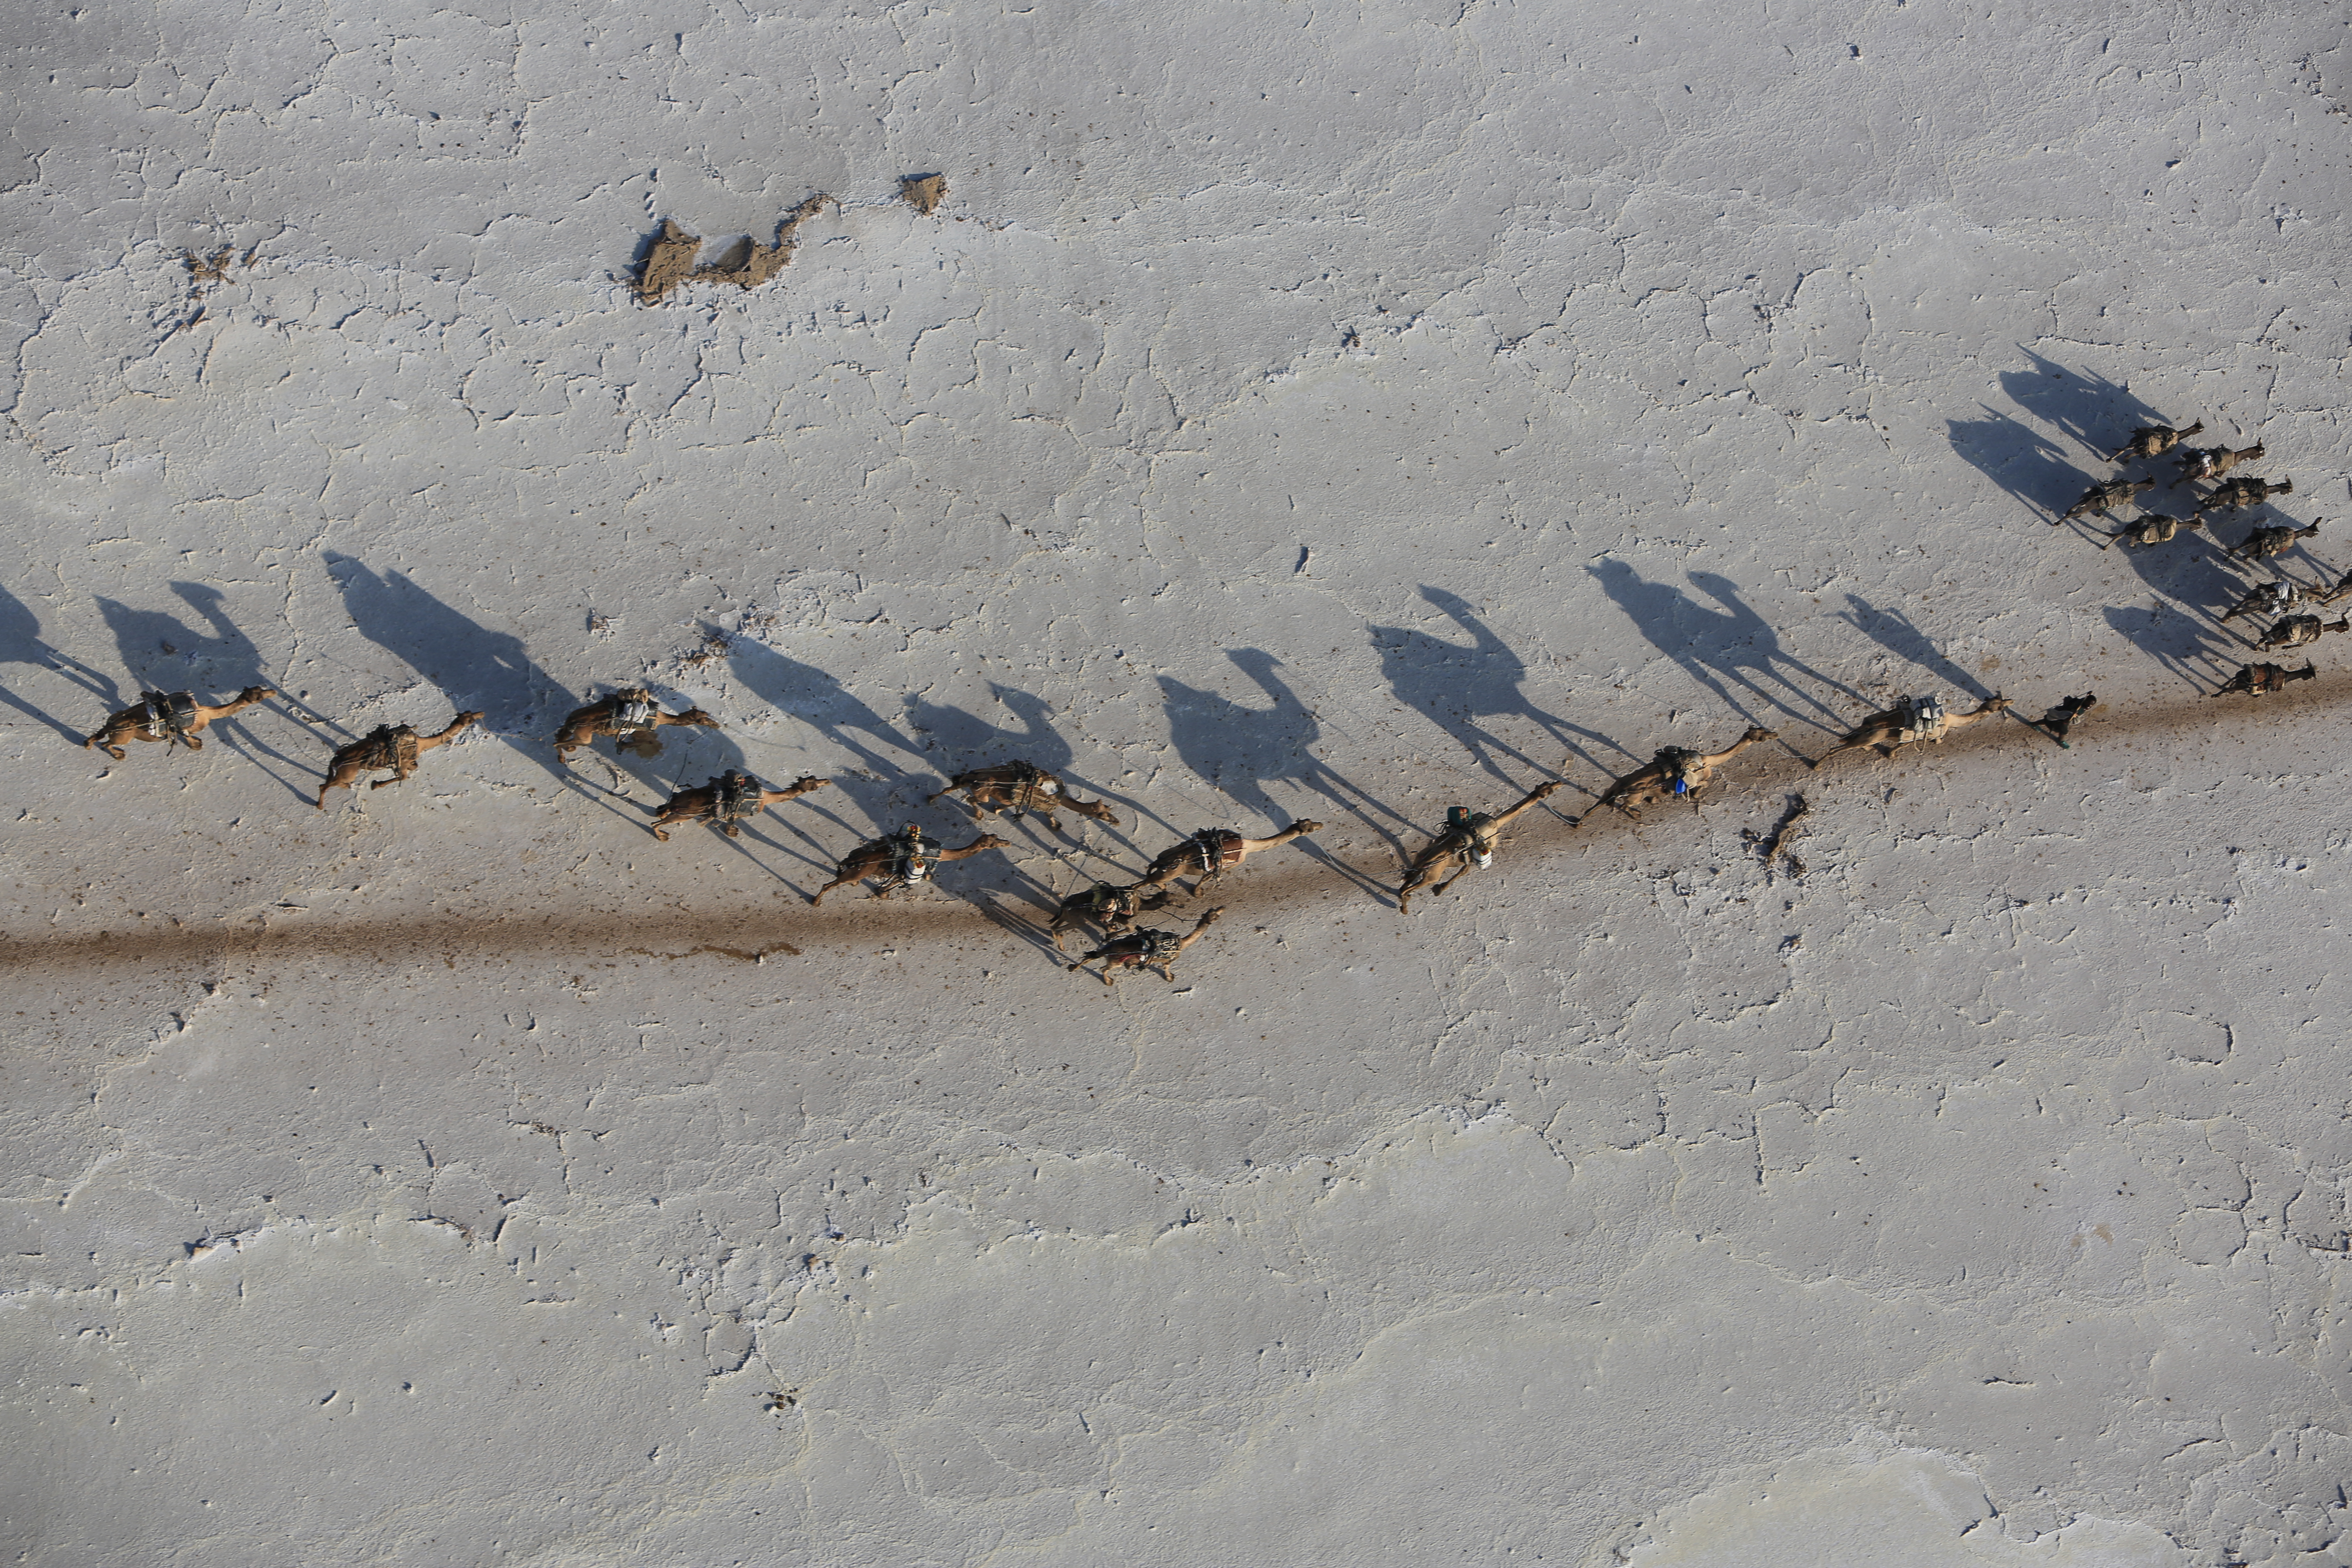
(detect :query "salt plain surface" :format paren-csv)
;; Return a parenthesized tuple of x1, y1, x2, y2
(4, 1, 2352, 1563)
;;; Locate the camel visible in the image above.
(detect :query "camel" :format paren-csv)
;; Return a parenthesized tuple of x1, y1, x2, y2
(2198, 476, 2294, 515)
(1577, 726, 1778, 821)
(2109, 420, 2201, 463)
(2257, 614, 2350, 651)
(84, 685, 273, 759)
(1137, 820, 1323, 898)
(2031, 694, 2098, 748)
(1808, 694, 2008, 768)
(648, 771, 827, 841)
(2212, 662, 2316, 698)
(2103, 514, 2203, 550)
(2174, 442, 2263, 487)
(2060, 478, 2153, 522)
(2221, 580, 2299, 623)
(1066, 907, 1224, 986)
(551, 687, 719, 759)
(810, 824, 1006, 904)
(2319, 569, 2352, 606)
(1048, 882, 1172, 948)
(1396, 781, 1563, 913)
(929, 762, 1120, 833)
(2234, 520, 2321, 561)
(316, 710, 480, 806)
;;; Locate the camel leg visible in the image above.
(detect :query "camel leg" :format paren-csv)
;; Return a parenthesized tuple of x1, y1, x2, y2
(316, 761, 367, 807)
(368, 765, 406, 790)
(811, 873, 864, 906)
(1429, 863, 1472, 900)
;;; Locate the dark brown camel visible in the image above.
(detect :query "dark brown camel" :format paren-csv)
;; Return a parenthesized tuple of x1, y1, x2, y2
(2198, 476, 2294, 515)
(929, 762, 1120, 833)
(1049, 882, 1172, 948)
(2233, 520, 2321, 561)
(1808, 695, 2007, 768)
(1397, 781, 1563, 912)
(2060, 478, 2152, 522)
(811, 825, 1006, 904)
(2031, 694, 2098, 748)
(551, 687, 719, 759)
(1577, 726, 1777, 821)
(316, 710, 481, 806)
(84, 686, 274, 759)
(2211, 662, 2316, 698)
(2174, 442, 2263, 487)
(2256, 614, 2350, 652)
(648, 771, 827, 841)
(2109, 420, 2201, 463)
(1066, 907, 1224, 986)
(2102, 514, 2203, 550)
(1137, 820, 1322, 898)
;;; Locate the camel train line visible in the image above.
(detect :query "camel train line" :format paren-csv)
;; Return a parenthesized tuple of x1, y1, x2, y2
(63, 408, 2338, 978)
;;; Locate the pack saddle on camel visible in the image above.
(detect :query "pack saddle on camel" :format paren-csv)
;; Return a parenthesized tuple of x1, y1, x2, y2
(2173, 441, 2263, 487)
(1577, 726, 1778, 822)
(2256, 614, 2351, 652)
(2059, 478, 2153, 522)
(2103, 514, 2203, 550)
(551, 686, 719, 759)
(2108, 419, 2202, 463)
(648, 770, 827, 841)
(1048, 882, 1172, 948)
(85, 686, 274, 759)
(929, 762, 1120, 833)
(1396, 780, 1564, 913)
(2234, 519, 2321, 561)
(1067, 906, 1224, 986)
(810, 824, 1006, 904)
(2212, 662, 2316, 698)
(1808, 694, 2008, 768)
(315, 710, 481, 806)
(1136, 820, 1323, 898)
(2221, 580, 2299, 623)
(2198, 476, 2294, 515)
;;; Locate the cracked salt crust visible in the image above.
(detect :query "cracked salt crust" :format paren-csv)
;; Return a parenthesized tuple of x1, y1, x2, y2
(4, 0, 2352, 1564)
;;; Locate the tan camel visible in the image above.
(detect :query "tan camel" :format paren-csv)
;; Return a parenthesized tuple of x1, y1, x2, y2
(1066, 907, 1224, 986)
(1808, 695, 2007, 768)
(2103, 514, 2203, 550)
(84, 686, 274, 759)
(1578, 726, 1777, 821)
(2233, 520, 2321, 561)
(551, 687, 719, 759)
(1049, 882, 1171, 948)
(2198, 476, 2294, 515)
(2212, 662, 2316, 698)
(649, 771, 827, 841)
(316, 710, 480, 806)
(2257, 614, 2350, 651)
(2060, 478, 2152, 522)
(2109, 419, 2201, 463)
(929, 762, 1120, 833)
(1137, 820, 1323, 898)
(2174, 442, 2263, 486)
(2319, 569, 2352, 606)
(811, 824, 1006, 904)
(1397, 781, 1563, 913)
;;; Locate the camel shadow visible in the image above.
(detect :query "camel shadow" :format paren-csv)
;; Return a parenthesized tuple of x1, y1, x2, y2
(1370, 586, 1627, 788)
(1999, 352, 2174, 460)
(91, 583, 308, 795)
(1158, 648, 1411, 886)
(728, 637, 925, 806)
(2103, 604, 2231, 690)
(904, 684, 1155, 853)
(1838, 596, 1999, 701)
(1946, 407, 2092, 526)
(0, 581, 114, 743)
(1587, 562, 1860, 732)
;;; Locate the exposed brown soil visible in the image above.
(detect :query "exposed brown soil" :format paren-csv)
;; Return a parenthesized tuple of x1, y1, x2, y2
(900, 174, 947, 216)
(633, 195, 831, 304)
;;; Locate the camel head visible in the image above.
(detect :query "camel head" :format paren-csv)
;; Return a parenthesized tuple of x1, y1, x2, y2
(1194, 905, 1225, 930)
(456, 710, 486, 726)
(1068, 796, 1121, 826)
(675, 706, 719, 727)
(236, 685, 278, 704)
(1741, 726, 1778, 743)
(788, 775, 829, 793)
(1532, 780, 1564, 797)
(1288, 819, 1325, 837)
(1976, 695, 2009, 714)
(2276, 478, 2296, 495)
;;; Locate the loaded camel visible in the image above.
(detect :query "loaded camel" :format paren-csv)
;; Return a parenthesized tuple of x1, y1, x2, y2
(2174, 442, 2263, 487)
(2234, 520, 2321, 561)
(1049, 882, 1171, 949)
(1809, 694, 2008, 769)
(1067, 906, 1224, 986)
(551, 686, 719, 759)
(929, 762, 1120, 833)
(811, 824, 1006, 904)
(1137, 820, 1322, 898)
(2212, 662, 2316, 698)
(2256, 614, 2350, 652)
(316, 710, 480, 806)
(649, 771, 827, 841)
(1576, 726, 1777, 822)
(2221, 580, 2299, 624)
(2103, 514, 2203, 550)
(2060, 478, 2153, 522)
(1397, 780, 1564, 913)
(2198, 476, 2294, 515)
(2031, 694, 2098, 748)
(2109, 420, 2202, 463)
(84, 685, 274, 759)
